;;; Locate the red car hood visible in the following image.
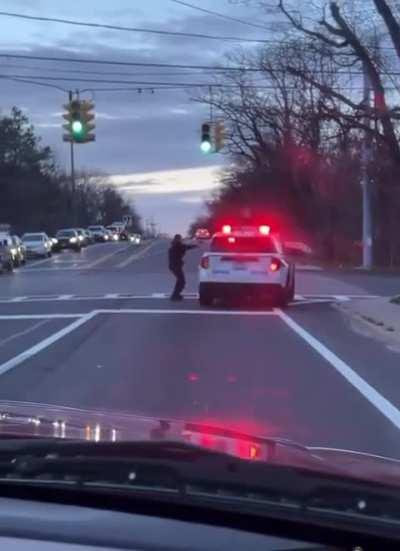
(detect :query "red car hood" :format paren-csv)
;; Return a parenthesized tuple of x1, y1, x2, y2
(0, 400, 399, 487)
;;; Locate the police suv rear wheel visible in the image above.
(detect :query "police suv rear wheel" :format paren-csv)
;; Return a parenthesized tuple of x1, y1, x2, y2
(199, 286, 213, 307)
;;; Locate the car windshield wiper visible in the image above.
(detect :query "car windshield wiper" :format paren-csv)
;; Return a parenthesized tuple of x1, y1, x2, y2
(0, 438, 399, 532)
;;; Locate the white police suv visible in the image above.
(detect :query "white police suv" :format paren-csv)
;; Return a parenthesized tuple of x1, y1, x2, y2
(198, 224, 295, 307)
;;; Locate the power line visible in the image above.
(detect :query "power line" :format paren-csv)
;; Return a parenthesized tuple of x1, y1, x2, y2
(2, 53, 399, 78)
(0, 62, 222, 78)
(0, 53, 264, 71)
(168, 0, 278, 32)
(0, 73, 373, 92)
(0, 75, 68, 92)
(0, 10, 278, 44)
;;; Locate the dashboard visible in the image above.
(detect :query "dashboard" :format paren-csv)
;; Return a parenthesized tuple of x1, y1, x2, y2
(0, 497, 321, 550)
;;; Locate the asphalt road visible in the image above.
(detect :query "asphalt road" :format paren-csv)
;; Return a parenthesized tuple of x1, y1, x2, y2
(0, 238, 399, 459)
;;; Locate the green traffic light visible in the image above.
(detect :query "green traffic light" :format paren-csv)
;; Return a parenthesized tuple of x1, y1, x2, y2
(72, 120, 84, 137)
(201, 140, 212, 154)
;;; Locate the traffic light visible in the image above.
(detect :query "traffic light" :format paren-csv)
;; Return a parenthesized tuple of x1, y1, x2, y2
(214, 120, 225, 152)
(201, 122, 212, 153)
(63, 99, 95, 143)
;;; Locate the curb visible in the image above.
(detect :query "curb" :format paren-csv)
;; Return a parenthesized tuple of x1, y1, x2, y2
(335, 301, 400, 345)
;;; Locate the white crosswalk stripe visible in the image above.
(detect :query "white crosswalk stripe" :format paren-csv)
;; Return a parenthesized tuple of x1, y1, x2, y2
(0, 293, 383, 304)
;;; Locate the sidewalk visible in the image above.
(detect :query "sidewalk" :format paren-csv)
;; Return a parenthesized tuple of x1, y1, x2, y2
(338, 296, 400, 341)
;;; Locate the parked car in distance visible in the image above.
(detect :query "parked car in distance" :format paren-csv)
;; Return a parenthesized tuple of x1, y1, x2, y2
(21, 232, 52, 258)
(10, 235, 26, 266)
(0, 238, 13, 273)
(87, 225, 108, 242)
(54, 229, 82, 252)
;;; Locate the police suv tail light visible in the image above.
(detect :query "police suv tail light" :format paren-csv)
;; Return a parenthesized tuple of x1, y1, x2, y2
(222, 225, 232, 234)
(200, 256, 209, 269)
(270, 258, 281, 272)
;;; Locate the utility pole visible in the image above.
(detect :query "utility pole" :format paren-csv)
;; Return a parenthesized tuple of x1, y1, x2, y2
(361, 63, 373, 269)
(68, 91, 76, 224)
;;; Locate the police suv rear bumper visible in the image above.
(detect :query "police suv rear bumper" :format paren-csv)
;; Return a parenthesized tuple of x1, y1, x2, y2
(199, 281, 284, 299)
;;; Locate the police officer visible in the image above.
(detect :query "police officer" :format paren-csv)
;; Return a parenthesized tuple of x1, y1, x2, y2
(168, 234, 197, 301)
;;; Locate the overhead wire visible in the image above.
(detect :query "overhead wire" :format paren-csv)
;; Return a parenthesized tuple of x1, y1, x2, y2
(0, 10, 281, 44)
(168, 0, 281, 32)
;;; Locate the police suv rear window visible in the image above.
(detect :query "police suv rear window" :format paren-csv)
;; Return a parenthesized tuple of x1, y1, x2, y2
(211, 236, 277, 254)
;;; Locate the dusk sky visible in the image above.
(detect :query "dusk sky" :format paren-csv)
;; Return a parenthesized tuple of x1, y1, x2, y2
(0, 0, 286, 233)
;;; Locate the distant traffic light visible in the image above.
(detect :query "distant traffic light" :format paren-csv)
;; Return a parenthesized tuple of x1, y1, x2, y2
(63, 99, 96, 143)
(201, 122, 212, 154)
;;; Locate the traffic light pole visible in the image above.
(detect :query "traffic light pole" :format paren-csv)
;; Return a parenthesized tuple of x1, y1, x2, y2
(68, 91, 76, 224)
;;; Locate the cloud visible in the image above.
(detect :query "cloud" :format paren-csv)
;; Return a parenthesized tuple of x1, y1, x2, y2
(0, 0, 286, 229)
(110, 165, 222, 234)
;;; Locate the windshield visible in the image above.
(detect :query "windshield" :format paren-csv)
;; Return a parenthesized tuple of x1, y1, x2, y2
(56, 230, 75, 238)
(22, 234, 43, 242)
(211, 236, 277, 254)
(0, 0, 400, 520)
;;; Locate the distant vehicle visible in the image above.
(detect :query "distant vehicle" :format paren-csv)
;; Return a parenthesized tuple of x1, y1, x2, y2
(54, 229, 81, 252)
(87, 225, 109, 242)
(75, 228, 88, 247)
(21, 232, 52, 258)
(195, 228, 211, 240)
(284, 241, 313, 257)
(112, 221, 127, 231)
(0, 238, 13, 273)
(106, 226, 120, 241)
(10, 235, 26, 266)
(130, 233, 142, 245)
(198, 224, 295, 308)
(85, 229, 95, 244)
(104, 229, 115, 242)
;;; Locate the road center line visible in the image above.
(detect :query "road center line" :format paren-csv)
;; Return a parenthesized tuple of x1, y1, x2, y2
(277, 309, 400, 430)
(85, 245, 132, 269)
(117, 242, 159, 269)
(0, 312, 96, 376)
(0, 314, 83, 320)
(0, 319, 50, 348)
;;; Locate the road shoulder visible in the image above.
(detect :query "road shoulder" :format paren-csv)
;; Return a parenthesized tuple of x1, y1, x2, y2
(336, 297, 400, 349)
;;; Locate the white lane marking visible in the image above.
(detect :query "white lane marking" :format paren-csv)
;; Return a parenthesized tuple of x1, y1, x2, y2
(302, 294, 381, 299)
(94, 308, 276, 316)
(21, 257, 52, 268)
(0, 294, 383, 305)
(117, 242, 158, 269)
(0, 319, 50, 348)
(85, 245, 131, 269)
(0, 314, 83, 320)
(333, 295, 351, 302)
(289, 299, 335, 307)
(0, 312, 96, 376)
(277, 309, 400, 430)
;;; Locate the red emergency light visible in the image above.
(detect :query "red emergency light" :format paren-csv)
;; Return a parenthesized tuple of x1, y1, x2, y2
(259, 225, 270, 235)
(222, 224, 232, 234)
